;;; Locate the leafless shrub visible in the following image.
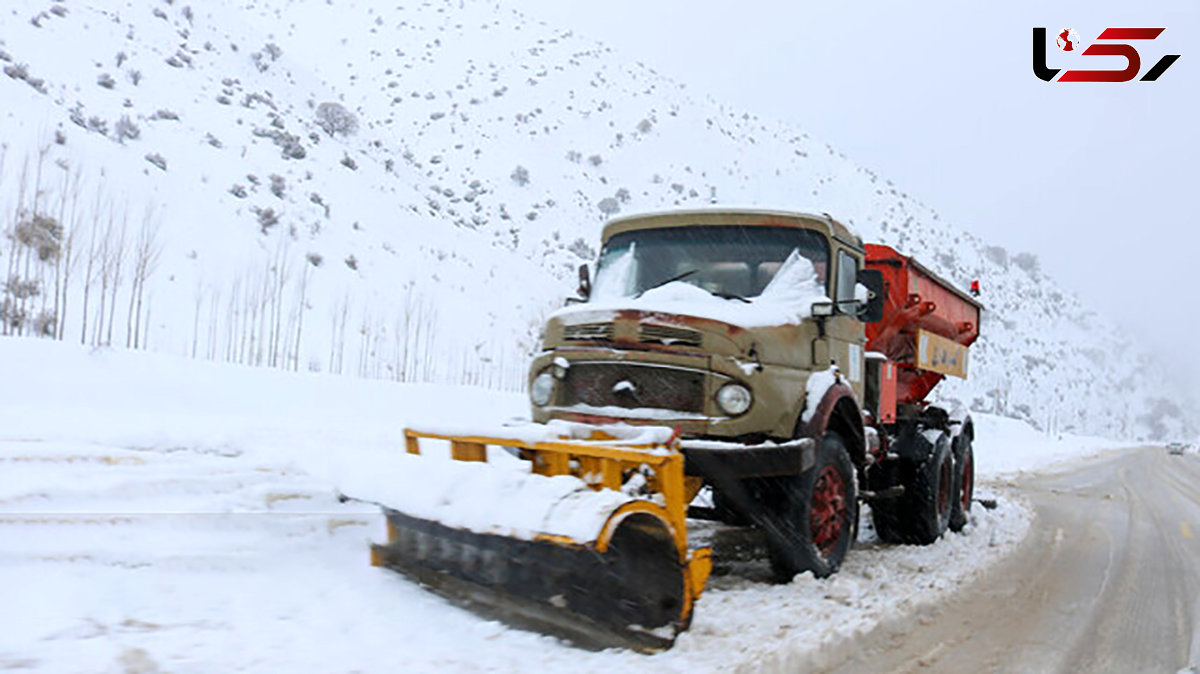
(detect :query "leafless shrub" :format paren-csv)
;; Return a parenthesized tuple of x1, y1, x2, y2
(252, 127, 306, 160)
(4, 62, 29, 81)
(510, 165, 529, 186)
(144, 153, 167, 171)
(253, 206, 279, 233)
(251, 43, 282, 72)
(269, 174, 286, 198)
(31, 310, 56, 336)
(314, 102, 359, 136)
(152, 109, 179, 121)
(128, 70, 143, 86)
(340, 154, 358, 170)
(114, 116, 140, 143)
(242, 91, 277, 110)
(344, 255, 358, 270)
(567, 238, 595, 259)
(3, 277, 39, 300)
(230, 184, 248, 198)
(15, 213, 64, 262)
(97, 73, 116, 89)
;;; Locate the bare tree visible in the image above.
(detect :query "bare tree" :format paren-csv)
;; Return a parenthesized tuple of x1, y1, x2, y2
(91, 208, 115, 346)
(191, 276, 203, 358)
(79, 195, 104, 344)
(104, 215, 128, 345)
(4, 157, 31, 336)
(292, 256, 313, 371)
(268, 241, 291, 367)
(55, 170, 83, 340)
(126, 209, 162, 349)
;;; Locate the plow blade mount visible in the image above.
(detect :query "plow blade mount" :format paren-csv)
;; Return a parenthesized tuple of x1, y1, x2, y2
(366, 426, 712, 652)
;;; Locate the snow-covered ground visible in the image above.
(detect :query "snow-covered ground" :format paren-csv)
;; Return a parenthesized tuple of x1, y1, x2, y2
(1, 338, 1133, 672)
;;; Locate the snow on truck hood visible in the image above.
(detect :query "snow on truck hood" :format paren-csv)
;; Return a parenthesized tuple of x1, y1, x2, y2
(554, 249, 830, 329)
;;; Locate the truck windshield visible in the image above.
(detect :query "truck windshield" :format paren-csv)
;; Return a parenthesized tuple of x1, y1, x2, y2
(591, 225, 830, 300)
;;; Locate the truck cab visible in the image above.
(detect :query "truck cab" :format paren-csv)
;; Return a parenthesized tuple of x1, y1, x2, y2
(529, 209, 877, 454)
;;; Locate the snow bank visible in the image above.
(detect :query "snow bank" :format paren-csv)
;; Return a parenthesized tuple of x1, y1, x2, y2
(969, 413, 1132, 478)
(0, 336, 528, 486)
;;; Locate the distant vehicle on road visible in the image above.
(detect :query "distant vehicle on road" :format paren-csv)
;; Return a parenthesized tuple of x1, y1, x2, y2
(1167, 442, 1186, 455)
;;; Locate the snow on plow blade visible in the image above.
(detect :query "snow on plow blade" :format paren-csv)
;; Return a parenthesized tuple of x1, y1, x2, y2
(363, 424, 712, 652)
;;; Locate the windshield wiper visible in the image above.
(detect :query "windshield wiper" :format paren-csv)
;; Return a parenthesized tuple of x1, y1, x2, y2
(634, 269, 698, 298)
(712, 292, 751, 303)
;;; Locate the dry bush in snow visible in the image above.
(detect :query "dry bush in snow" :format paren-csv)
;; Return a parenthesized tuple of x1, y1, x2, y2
(315, 102, 359, 137)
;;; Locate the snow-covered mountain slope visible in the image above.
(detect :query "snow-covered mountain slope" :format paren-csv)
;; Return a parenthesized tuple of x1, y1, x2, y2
(0, 0, 1190, 440)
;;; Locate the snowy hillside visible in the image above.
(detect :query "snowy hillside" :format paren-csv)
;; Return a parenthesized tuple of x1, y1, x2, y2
(0, 0, 1190, 439)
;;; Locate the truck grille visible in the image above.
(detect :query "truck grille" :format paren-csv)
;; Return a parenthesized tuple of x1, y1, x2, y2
(638, 323, 702, 348)
(562, 321, 703, 348)
(562, 363, 705, 413)
(563, 322, 614, 342)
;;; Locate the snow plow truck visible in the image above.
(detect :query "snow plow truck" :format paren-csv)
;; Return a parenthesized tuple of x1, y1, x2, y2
(362, 209, 983, 651)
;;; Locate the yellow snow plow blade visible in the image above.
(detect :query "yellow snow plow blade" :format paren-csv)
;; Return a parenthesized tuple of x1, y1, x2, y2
(368, 426, 712, 652)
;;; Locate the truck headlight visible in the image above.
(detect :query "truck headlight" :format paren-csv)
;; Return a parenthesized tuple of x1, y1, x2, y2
(716, 383, 752, 415)
(531, 371, 555, 406)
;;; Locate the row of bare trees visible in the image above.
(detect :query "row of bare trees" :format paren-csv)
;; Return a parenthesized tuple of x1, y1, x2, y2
(2, 147, 532, 392)
(1, 149, 162, 347)
(186, 258, 529, 390)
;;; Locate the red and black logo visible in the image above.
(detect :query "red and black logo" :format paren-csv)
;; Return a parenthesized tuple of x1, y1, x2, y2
(1033, 27, 1180, 82)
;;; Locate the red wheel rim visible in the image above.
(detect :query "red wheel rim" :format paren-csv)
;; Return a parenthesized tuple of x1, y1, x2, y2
(961, 451, 973, 511)
(937, 456, 952, 519)
(810, 465, 848, 557)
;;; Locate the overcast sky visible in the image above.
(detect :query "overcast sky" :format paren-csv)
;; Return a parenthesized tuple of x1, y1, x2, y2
(518, 0, 1200, 391)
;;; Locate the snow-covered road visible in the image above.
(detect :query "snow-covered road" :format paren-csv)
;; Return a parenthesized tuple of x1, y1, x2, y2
(0, 339, 1129, 672)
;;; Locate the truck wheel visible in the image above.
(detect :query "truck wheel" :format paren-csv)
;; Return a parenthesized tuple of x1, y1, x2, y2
(871, 432, 952, 545)
(906, 432, 953, 543)
(949, 436, 974, 532)
(766, 432, 857, 582)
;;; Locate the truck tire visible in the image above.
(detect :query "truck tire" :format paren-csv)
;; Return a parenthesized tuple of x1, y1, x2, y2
(871, 432, 953, 545)
(949, 436, 974, 532)
(765, 432, 857, 582)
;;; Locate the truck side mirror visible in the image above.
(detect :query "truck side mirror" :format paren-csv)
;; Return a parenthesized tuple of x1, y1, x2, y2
(856, 269, 885, 323)
(577, 263, 592, 300)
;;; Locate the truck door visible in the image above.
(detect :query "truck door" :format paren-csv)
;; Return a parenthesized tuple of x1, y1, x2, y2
(827, 248, 868, 402)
